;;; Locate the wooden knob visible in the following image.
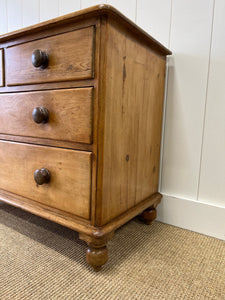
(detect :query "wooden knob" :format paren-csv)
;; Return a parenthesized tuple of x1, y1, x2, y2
(32, 107, 49, 124)
(31, 49, 48, 68)
(34, 168, 50, 185)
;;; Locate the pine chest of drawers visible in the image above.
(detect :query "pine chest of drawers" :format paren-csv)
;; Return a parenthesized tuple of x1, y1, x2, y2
(0, 5, 171, 270)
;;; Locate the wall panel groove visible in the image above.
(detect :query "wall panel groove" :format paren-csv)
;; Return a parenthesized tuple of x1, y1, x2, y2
(196, 0, 215, 200)
(198, 0, 225, 207)
(161, 0, 214, 200)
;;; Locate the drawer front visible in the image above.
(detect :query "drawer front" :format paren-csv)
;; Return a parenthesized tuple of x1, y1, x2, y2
(0, 49, 3, 87)
(6, 26, 94, 86)
(0, 141, 91, 219)
(0, 88, 93, 144)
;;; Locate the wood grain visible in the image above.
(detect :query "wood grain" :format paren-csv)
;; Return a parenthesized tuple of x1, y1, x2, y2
(0, 140, 92, 219)
(0, 79, 94, 93)
(0, 6, 171, 269)
(0, 5, 171, 56)
(0, 188, 162, 237)
(97, 18, 166, 225)
(0, 189, 95, 234)
(6, 26, 94, 86)
(95, 15, 108, 226)
(89, 17, 101, 225)
(0, 134, 93, 151)
(0, 49, 3, 87)
(99, 193, 162, 235)
(0, 88, 93, 144)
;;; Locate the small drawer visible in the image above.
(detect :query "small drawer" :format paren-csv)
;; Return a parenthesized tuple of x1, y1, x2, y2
(0, 141, 91, 219)
(6, 26, 94, 86)
(0, 87, 93, 144)
(0, 49, 4, 87)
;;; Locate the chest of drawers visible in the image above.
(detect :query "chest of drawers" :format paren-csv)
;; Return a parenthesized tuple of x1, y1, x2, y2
(0, 5, 171, 270)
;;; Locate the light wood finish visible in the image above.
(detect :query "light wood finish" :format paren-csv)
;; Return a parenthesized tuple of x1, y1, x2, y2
(0, 5, 171, 270)
(6, 26, 94, 86)
(0, 140, 92, 219)
(0, 5, 171, 56)
(0, 134, 93, 151)
(0, 189, 95, 234)
(0, 88, 93, 144)
(97, 18, 166, 225)
(0, 49, 3, 87)
(0, 78, 94, 93)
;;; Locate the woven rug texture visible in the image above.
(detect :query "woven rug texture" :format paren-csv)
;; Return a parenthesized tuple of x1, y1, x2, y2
(0, 202, 225, 300)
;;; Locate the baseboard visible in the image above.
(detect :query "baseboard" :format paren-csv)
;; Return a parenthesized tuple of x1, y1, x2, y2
(157, 194, 225, 241)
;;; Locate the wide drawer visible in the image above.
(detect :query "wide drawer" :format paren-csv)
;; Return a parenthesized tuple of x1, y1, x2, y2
(6, 26, 94, 86)
(0, 141, 91, 219)
(0, 88, 93, 144)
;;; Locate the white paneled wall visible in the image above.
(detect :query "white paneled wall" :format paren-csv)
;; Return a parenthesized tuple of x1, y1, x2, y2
(81, 0, 105, 10)
(59, 0, 80, 16)
(136, 0, 172, 47)
(22, 0, 39, 27)
(0, 0, 224, 239)
(107, 0, 136, 21)
(198, 0, 225, 207)
(40, 0, 58, 22)
(0, 0, 7, 34)
(7, 0, 22, 32)
(161, 0, 214, 199)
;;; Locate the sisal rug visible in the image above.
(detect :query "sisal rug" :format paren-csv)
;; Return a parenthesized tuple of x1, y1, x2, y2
(0, 201, 225, 300)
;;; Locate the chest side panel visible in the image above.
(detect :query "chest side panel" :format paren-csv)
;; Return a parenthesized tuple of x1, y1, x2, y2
(98, 18, 166, 225)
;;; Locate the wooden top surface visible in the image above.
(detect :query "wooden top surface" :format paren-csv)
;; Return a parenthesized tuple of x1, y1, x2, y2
(0, 4, 171, 56)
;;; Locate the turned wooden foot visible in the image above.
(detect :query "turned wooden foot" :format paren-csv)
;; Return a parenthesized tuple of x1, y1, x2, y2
(86, 244, 108, 271)
(139, 197, 161, 225)
(79, 231, 113, 271)
(140, 207, 157, 224)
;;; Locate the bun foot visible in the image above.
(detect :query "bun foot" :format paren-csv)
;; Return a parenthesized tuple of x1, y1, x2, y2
(139, 207, 157, 225)
(79, 232, 113, 271)
(86, 244, 108, 271)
